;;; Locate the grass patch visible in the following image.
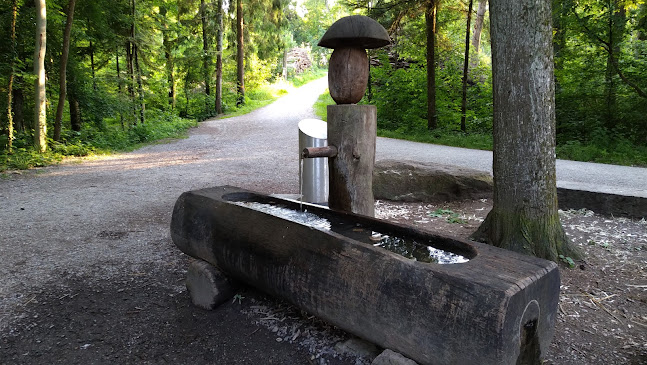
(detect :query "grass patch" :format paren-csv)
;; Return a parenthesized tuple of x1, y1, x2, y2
(222, 83, 289, 119)
(377, 129, 493, 151)
(291, 67, 327, 88)
(556, 138, 647, 167)
(223, 69, 327, 119)
(314, 90, 334, 121)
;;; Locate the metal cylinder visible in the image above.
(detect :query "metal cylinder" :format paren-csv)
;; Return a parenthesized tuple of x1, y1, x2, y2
(298, 119, 328, 204)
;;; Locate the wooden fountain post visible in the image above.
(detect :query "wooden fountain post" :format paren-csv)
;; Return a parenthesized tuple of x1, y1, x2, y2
(316, 16, 390, 217)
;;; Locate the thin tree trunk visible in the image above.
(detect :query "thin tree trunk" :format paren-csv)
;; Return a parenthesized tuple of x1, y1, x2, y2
(215, 0, 223, 114)
(604, 1, 626, 130)
(126, 40, 136, 124)
(34, 0, 47, 153)
(116, 47, 122, 93)
(425, 1, 437, 130)
(469, 0, 487, 68)
(13, 85, 24, 132)
(460, 0, 473, 132)
(472, 0, 580, 262)
(53, 0, 77, 142)
(163, 29, 175, 109)
(134, 43, 145, 124)
(132, 0, 144, 124)
(6, 0, 18, 153)
(116, 46, 125, 129)
(89, 40, 97, 91)
(69, 93, 81, 131)
(201, 0, 211, 100)
(282, 47, 288, 80)
(236, 0, 245, 106)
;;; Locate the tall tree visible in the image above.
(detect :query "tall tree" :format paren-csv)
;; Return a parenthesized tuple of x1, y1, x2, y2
(469, 0, 487, 68)
(34, 0, 47, 153)
(425, 0, 438, 130)
(5, 0, 18, 153)
(236, 0, 245, 106)
(160, 6, 176, 109)
(603, 0, 626, 129)
(460, 0, 473, 132)
(53, 0, 77, 142)
(201, 0, 211, 99)
(472, 0, 580, 261)
(215, 0, 223, 114)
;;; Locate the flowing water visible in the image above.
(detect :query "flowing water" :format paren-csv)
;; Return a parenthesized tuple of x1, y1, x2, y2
(233, 201, 469, 264)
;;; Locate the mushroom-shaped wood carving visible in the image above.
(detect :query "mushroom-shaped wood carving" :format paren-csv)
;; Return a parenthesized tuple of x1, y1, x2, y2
(319, 15, 390, 105)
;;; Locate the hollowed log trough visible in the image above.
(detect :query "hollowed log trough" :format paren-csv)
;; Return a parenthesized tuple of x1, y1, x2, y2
(170, 186, 560, 365)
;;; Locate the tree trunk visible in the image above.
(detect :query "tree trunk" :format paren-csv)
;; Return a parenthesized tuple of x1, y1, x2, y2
(236, 0, 245, 106)
(469, 0, 487, 68)
(134, 43, 145, 124)
(69, 93, 81, 132)
(126, 41, 135, 124)
(163, 28, 175, 109)
(604, 1, 626, 130)
(201, 0, 211, 100)
(282, 47, 288, 80)
(34, 0, 47, 153)
(13, 85, 24, 132)
(130, 0, 144, 125)
(215, 0, 223, 114)
(116, 46, 125, 129)
(460, 0, 473, 132)
(472, 0, 580, 262)
(116, 46, 122, 93)
(425, 1, 437, 130)
(89, 40, 97, 91)
(327, 105, 377, 217)
(552, 0, 569, 94)
(6, 0, 18, 153)
(53, 0, 77, 142)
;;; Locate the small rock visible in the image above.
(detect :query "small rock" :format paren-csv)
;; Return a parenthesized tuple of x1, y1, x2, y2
(334, 337, 381, 360)
(373, 160, 493, 203)
(371, 349, 418, 365)
(185, 259, 239, 310)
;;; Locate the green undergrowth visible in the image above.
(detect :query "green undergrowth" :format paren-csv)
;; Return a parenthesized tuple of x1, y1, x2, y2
(1, 112, 197, 172)
(313, 91, 647, 167)
(1, 69, 328, 172)
(291, 67, 327, 87)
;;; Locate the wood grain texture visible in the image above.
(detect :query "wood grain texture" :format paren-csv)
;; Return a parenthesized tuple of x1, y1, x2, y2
(327, 105, 376, 216)
(171, 186, 561, 365)
(328, 48, 369, 104)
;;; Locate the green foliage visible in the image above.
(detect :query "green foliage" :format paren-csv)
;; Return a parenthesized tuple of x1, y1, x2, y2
(428, 209, 468, 224)
(0, 112, 197, 172)
(290, 67, 327, 87)
(313, 90, 334, 121)
(558, 254, 576, 269)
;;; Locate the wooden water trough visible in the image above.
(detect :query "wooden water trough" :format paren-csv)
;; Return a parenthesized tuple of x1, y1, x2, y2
(170, 186, 560, 365)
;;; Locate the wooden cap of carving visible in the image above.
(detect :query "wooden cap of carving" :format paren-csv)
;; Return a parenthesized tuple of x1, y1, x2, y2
(318, 15, 390, 49)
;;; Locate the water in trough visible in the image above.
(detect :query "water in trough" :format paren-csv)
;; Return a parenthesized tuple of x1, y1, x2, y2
(233, 201, 469, 264)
